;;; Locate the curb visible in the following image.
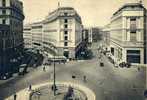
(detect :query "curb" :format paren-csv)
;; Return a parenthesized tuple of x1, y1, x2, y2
(5, 81, 96, 100)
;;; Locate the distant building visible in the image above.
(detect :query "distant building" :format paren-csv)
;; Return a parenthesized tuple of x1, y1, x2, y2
(109, 3, 147, 64)
(82, 28, 89, 43)
(0, 0, 24, 76)
(24, 7, 83, 59)
(102, 24, 110, 50)
(85, 27, 102, 43)
(31, 22, 43, 50)
(23, 24, 32, 49)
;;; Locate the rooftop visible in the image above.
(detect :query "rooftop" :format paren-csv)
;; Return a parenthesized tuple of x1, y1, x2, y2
(113, 3, 145, 16)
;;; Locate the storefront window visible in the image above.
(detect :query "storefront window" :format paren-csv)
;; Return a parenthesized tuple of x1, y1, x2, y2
(127, 50, 140, 63)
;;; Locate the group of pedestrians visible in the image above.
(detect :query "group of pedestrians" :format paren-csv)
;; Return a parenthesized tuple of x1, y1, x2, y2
(13, 84, 32, 100)
(72, 74, 87, 83)
(97, 47, 105, 67)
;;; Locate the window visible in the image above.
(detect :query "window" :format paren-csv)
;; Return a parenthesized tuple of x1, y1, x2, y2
(2, 0, 6, 7)
(2, 19, 6, 24)
(64, 13, 68, 16)
(64, 24, 68, 28)
(2, 10, 6, 15)
(64, 51, 69, 58)
(64, 36, 68, 40)
(64, 42, 68, 46)
(130, 31, 136, 41)
(130, 18, 136, 21)
(130, 18, 136, 32)
(111, 47, 114, 55)
(64, 19, 68, 23)
(1, 30, 5, 37)
(127, 50, 140, 63)
(64, 31, 68, 34)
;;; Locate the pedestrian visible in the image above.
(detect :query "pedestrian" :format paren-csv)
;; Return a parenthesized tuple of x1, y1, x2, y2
(137, 67, 140, 71)
(83, 75, 87, 82)
(99, 55, 101, 59)
(14, 93, 17, 100)
(43, 66, 46, 72)
(29, 84, 32, 91)
(85, 97, 88, 100)
(63, 60, 66, 64)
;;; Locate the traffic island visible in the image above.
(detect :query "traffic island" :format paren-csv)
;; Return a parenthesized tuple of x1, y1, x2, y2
(29, 84, 87, 100)
(5, 82, 96, 100)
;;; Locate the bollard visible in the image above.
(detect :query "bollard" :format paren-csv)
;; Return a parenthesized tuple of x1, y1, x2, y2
(14, 94, 17, 100)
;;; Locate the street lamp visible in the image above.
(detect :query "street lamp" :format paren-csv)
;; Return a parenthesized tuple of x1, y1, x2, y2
(53, 53, 56, 96)
(52, 47, 57, 96)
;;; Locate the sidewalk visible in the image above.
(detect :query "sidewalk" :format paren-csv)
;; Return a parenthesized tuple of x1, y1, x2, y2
(0, 76, 17, 85)
(0, 66, 40, 86)
(5, 81, 96, 100)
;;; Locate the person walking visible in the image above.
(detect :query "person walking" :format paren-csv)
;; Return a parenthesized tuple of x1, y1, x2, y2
(14, 93, 17, 100)
(43, 66, 46, 72)
(29, 84, 32, 91)
(83, 75, 87, 82)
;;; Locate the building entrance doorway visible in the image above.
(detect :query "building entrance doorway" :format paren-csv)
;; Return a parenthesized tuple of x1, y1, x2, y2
(64, 51, 69, 58)
(111, 47, 114, 55)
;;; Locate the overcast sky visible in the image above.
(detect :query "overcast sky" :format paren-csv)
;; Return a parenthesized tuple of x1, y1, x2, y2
(20, 0, 147, 27)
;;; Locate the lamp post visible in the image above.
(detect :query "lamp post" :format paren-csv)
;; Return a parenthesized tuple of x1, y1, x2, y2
(52, 47, 57, 96)
(53, 52, 56, 96)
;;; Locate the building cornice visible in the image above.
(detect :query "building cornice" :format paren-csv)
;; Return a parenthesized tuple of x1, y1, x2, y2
(112, 3, 146, 17)
(44, 7, 82, 24)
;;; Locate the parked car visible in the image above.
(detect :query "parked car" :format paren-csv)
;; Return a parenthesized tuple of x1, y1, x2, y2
(119, 62, 126, 68)
(114, 63, 119, 68)
(119, 62, 131, 68)
(0, 73, 12, 80)
(48, 56, 67, 64)
(47, 61, 52, 65)
(100, 62, 104, 67)
(125, 62, 131, 68)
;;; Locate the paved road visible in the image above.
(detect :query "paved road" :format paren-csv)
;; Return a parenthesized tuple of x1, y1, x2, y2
(0, 42, 146, 100)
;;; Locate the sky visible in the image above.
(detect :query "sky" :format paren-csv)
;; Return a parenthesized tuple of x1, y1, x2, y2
(20, 0, 147, 27)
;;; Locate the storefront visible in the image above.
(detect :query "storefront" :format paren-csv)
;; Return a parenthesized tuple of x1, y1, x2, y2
(127, 50, 140, 63)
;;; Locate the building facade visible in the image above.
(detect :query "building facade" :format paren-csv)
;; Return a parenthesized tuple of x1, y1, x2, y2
(24, 7, 83, 59)
(0, 0, 24, 76)
(109, 3, 147, 64)
(102, 24, 110, 50)
(31, 22, 43, 50)
(85, 27, 102, 43)
(23, 24, 32, 49)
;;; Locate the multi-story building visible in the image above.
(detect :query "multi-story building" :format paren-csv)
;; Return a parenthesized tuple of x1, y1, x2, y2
(109, 3, 147, 64)
(102, 24, 110, 51)
(0, 0, 24, 77)
(24, 7, 83, 59)
(85, 27, 101, 43)
(31, 22, 43, 50)
(23, 24, 32, 49)
(82, 28, 89, 43)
